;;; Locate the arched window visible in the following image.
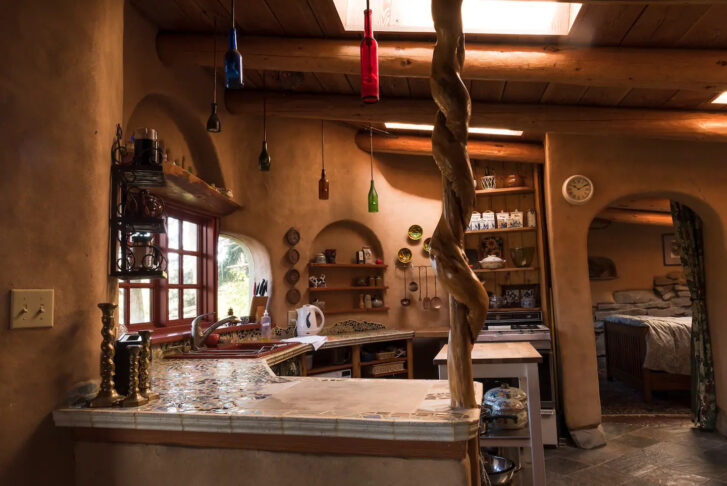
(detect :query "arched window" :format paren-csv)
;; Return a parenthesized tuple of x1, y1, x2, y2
(217, 235, 253, 318)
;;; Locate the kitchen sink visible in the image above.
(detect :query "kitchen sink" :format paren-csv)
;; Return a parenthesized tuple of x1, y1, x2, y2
(165, 341, 299, 359)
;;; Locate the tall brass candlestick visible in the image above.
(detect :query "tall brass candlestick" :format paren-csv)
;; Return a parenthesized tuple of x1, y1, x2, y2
(122, 345, 149, 407)
(137, 330, 159, 400)
(90, 303, 124, 408)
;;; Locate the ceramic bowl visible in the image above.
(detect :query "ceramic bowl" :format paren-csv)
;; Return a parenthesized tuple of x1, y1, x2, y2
(479, 255, 506, 269)
(510, 247, 535, 268)
(423, 237, 432, 254)
(408, 225, 423, 241)
(397, 248, 413, 264)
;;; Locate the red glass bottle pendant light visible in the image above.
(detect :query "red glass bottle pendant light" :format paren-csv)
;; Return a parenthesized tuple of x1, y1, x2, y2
(360, 0, 379, 103)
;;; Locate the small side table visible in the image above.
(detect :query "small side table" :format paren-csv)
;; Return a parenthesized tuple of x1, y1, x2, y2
(434, 342, 545, 486)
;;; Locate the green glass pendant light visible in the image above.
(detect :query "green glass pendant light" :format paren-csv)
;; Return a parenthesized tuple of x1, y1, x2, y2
(367, 126, 378, 213)
(258, 78, 271, 171)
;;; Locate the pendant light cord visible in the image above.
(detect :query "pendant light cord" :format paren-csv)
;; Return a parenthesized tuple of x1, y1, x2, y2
(231, 0, 235, 28)
(212, 19, 217, 103)
(321, 121, 325, 170)
(369, 126, 374, 180)
(262, 76, 267, 141)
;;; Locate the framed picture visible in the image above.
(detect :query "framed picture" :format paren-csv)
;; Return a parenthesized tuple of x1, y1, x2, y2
(662, 234, 682, 266)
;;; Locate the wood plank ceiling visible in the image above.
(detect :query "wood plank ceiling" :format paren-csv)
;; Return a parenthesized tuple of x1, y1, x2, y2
(131, 0, 727, 141)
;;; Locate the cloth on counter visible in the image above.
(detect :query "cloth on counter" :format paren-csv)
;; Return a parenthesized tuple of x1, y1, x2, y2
(604, 314, 692, 375)
(282, 335, 328, 351)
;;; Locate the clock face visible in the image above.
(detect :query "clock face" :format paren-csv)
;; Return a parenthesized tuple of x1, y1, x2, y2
(562, 175, 594, 205)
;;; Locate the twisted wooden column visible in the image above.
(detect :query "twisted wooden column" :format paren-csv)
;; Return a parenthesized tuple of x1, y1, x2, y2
(429, 0, 489, 408)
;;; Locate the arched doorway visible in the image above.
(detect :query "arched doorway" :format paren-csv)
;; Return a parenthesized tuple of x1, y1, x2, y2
(585, 195, 716, 427)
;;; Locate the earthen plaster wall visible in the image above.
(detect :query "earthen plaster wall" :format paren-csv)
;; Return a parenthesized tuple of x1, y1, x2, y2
(545, 133, 727, 437)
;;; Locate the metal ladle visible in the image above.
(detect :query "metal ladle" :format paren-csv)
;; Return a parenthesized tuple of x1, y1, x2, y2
(408, 268, 419, 292)
(423, 266, 431, 310)
(431, 273, 443, 310)
(400, 268, 411, 306)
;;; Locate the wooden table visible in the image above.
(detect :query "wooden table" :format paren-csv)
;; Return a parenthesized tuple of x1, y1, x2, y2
(434, 342, 545, 486)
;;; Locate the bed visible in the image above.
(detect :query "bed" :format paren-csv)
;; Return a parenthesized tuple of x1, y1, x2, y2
(603, 315, 691, 402)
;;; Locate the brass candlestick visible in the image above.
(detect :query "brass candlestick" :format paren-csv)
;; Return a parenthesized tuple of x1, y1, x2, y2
(121, 345, 149, 407)
(90, 303, 124, 408)
(137, 330, 159, 400)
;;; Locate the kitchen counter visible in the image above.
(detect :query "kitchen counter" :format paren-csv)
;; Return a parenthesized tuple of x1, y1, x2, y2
(54, 331, 478, 442)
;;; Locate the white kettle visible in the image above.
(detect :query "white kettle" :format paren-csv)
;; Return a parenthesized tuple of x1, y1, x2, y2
(296, 305, 325, 336)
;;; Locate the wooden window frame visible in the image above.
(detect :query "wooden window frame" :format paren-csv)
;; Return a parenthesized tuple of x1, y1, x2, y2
(119, 203, 218, 333)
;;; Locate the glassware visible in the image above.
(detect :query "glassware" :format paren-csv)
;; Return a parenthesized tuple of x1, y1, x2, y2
(259, 141, 271, 171)
(224, 1, 243, 89)
(360, 1, 379, 103)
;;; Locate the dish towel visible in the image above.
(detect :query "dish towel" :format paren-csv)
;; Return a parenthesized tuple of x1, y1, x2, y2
(282, 335, 328, 351)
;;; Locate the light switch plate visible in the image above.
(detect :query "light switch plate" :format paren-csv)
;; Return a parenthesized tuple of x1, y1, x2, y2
(10, 289, 54, 329)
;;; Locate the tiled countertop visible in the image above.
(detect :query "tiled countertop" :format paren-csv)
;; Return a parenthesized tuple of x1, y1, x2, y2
(54, 330, 480, 442)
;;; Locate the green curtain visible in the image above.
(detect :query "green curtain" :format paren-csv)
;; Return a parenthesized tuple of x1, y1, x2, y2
(670, 201, 717, 430)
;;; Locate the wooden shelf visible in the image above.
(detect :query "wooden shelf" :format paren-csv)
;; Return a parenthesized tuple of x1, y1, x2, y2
(474, 267, 538, 274)
(149, 162, 242, 216)
(465, 227, 536, 235)
(309, 286, 388, 292)
(324, 307, 389, 315)
(360, 357, 407, 367)
(489, 307, 542, 312)
(365, 369, 408, 378)
(475, 186, 534, 196)
(309, 263, 388, 269)
(306, 363, 353, 375)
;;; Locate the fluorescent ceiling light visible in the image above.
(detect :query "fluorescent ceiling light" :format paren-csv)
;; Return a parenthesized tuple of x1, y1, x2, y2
(384, 122, 523, 136)
(333, 0, 582, 36)
(711, 91, 727, 104)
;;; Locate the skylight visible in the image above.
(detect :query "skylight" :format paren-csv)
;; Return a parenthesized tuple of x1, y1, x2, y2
(384, 122, 523, 137)
(333, 0, 582, 36)
(711, 92, 727, 104)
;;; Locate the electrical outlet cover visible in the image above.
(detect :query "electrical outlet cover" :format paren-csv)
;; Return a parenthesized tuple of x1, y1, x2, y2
(10, 289, 54, 329)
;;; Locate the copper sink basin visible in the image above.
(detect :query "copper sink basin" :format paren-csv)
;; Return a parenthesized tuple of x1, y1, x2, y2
(165, 341, 298, 359)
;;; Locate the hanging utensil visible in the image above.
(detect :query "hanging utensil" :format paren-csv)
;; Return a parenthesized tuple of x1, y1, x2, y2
(431, 273, 442, 310)
(408, 267, 419, 292)
(418, 267, 422, 302)
(400, 268, 411, 306)
(423, 266, 431, 310)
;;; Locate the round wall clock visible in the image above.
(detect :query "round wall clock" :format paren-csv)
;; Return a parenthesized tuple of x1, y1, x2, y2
(562, 175, 594, 205)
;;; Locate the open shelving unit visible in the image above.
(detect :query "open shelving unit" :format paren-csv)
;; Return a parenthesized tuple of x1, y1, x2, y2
(307, 262, 389, 316)
(302, 339, 414, 380)
(469, 162, 551, 327)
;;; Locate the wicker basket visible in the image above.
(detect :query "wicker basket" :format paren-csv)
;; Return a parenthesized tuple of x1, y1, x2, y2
(366, 361, 405, 377)
(374, 350, 397, 360)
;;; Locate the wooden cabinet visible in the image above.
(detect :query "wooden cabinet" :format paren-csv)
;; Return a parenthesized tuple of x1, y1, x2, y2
(301, 338, 413, 379)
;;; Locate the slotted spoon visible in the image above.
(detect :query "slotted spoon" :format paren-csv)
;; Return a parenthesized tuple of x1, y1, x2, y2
(423, 266, 431, 310)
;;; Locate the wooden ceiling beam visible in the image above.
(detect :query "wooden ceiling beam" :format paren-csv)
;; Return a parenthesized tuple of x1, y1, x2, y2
(158, 34, 727, 92)
(354, 132, 544, 164)
(225, 91, 727, 141)
(598, 208, 673, 227)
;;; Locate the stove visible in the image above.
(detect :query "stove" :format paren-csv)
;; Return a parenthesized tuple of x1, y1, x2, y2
(477, 310, 551, 344)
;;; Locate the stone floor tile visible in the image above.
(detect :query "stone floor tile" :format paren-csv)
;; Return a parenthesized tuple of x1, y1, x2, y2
(566, 463, 631, 486)
(635, 466, 712, 485)
(598, 451, 660, 477)
(704, 480, 727, 486)
(545, 456, 590, 475)
(601, 422, 643, 439)
(609, 432, 662, 449)
(551, 444, 625, 466)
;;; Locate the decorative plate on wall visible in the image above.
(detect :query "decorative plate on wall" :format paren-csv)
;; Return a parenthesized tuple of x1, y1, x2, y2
(285, 268, 300, 284)
(285, 227, 300, 246)
(286, 288, 301, 304)
(407, 225, 423, 241)
(286, 248, 300, 265)
(397, 248, 413, 264)
(423, 237, 432, 254)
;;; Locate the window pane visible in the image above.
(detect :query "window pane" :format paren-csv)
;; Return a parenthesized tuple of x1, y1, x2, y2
(167, 217, 179, 250)
(183, 289, 198, 318)
(182, 221, 198, 251)
(118, 288, 126, 325)
(167, 252, 179, 284)
(218, 235, 252, 318)
(168, 289, 179, 321)
(129, 288, 151, 324)
(183, 255, 198, 284)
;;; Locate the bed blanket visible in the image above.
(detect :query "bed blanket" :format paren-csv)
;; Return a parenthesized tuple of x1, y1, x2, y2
(604, 315, 691, 375)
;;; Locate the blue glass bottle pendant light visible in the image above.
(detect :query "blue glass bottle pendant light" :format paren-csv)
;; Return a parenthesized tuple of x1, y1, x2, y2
(224, 0, 244, 89)
(206, 21, 221, 133)
(367, 127, 379, 213)
(258, 81, 271, 171)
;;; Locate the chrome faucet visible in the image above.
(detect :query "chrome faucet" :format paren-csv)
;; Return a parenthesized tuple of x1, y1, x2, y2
(191, 312, 240, 350)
